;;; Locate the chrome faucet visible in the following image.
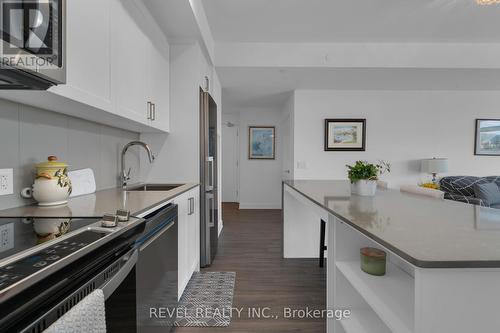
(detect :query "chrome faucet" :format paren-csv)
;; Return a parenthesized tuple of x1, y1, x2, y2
(121, 141, 155, 189)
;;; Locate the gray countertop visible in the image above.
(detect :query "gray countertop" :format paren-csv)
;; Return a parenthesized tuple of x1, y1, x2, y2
(0, 183, 199, 218)
(284, 179, 500, 268)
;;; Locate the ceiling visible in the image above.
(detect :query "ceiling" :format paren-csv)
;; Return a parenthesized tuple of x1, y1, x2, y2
(220, 67, 500, 110)
(143, 0, 200, 43)
(146, 1, 500, 109)
(204, 0, 500, 43)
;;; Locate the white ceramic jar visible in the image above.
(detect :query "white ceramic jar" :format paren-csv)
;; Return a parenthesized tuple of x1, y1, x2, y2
(21, 156, 72, 206)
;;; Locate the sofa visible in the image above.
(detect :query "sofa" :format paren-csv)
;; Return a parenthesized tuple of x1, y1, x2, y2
(440, 176, 500, 208)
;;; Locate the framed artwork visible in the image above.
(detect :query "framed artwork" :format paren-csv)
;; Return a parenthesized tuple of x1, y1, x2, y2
(325, 119, 366, 151)
(249, 126, 275, 159)
(475, 119, 500, 156)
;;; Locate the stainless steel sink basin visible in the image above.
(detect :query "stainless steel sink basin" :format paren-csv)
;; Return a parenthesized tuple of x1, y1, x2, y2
(127, 184, 183, 191)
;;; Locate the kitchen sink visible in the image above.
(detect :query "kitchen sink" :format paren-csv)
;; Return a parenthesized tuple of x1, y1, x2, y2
(127, 184, 184, 191)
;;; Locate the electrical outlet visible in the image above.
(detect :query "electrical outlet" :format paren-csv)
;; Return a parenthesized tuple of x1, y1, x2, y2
(0, 223, 14, 253)
(0, 169, 13, 196)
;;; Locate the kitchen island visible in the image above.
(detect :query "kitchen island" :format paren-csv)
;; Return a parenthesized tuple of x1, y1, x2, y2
(283, 180, 500, 333)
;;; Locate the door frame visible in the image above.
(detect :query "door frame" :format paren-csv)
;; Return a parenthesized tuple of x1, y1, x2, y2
(280, 113, 293, 180)
(222, 118, 240, 203)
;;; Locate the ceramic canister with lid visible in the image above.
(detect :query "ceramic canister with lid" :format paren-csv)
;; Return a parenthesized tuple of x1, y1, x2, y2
(21, 156, 72, 206)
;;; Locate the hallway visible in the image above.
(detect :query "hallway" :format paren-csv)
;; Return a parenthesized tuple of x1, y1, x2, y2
(177, 203, 326, 333)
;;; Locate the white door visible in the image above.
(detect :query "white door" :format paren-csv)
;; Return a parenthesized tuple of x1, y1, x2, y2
(222, 122, 239, 202)
(281, 114, 292, 180)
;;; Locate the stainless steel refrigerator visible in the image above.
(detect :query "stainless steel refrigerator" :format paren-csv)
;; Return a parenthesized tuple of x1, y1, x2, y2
(200, 89, 218, 267)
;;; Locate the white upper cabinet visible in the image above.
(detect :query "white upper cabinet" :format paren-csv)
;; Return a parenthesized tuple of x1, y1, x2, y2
(110, 0, 170, 131)
(49, 0, 112, 111)
(110, 0, 149, 125)
(146, 32, 170, 132)
(149, 34, 170, 131)
(30, 0, 170, 133)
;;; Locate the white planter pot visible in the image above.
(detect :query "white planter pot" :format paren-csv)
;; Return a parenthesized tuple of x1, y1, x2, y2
(351, 180, 377, 197)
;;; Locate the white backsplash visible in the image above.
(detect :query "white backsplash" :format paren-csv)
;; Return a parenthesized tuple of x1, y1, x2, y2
(0, 98, 141, 210)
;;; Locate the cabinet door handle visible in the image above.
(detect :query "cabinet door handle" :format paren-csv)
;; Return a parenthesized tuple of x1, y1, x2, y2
(147, 101, 152, 120)
(152, 103, 156, 121)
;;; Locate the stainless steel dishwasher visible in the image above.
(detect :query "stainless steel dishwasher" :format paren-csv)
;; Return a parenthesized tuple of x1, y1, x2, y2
(135, 203, 178, 333)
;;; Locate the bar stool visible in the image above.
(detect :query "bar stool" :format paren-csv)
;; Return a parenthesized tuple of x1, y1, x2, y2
(319, 219, 327, 267)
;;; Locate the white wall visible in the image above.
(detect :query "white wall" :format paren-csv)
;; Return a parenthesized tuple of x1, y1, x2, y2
(293, 90, 500, 188)
(237, 108, 283, 209)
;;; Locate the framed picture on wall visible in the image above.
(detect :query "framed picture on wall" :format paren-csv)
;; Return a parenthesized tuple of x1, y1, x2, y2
(249, 126, 276, 159)
(475, 119, 500, 156)
(324, 119, 366, 151)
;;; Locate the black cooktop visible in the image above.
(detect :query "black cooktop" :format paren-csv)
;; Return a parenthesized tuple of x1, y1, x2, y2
(0, 217, 102, 262)
(0, 217, 104, 291)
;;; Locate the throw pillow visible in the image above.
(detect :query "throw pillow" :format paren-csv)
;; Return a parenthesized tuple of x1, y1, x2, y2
(474, 182, 500, 207)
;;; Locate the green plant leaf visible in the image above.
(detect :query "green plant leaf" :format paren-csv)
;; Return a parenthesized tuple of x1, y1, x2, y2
(346, 160, 390, 183)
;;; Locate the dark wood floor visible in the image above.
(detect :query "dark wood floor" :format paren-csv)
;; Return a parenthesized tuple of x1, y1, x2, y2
(176, 203, 326, 333)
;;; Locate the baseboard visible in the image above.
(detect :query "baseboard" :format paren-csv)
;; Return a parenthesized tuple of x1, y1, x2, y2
(238, 202, 282, 209)
(283, 254, 328, 259)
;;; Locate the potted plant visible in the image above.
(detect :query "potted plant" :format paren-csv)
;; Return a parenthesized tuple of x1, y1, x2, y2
(346, 160, 391, 196)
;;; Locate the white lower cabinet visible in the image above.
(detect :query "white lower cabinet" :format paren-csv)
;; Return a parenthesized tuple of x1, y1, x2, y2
(174, 186, 200, 299)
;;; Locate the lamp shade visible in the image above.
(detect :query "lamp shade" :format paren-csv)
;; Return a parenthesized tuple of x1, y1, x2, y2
(421, 158, 449, 174)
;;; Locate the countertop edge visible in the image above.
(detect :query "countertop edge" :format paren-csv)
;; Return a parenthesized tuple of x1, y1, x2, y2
(0, 183, 200, 219)
(132, 183, 199, 217)
(283, 181, 500, 269)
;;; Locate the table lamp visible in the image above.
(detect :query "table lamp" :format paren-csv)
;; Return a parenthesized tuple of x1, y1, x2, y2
(421, 158, 449, 183)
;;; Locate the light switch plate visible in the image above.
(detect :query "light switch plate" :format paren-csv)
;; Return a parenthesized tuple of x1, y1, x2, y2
(297, 161, 307, 170)
(0, 169, 13, 195)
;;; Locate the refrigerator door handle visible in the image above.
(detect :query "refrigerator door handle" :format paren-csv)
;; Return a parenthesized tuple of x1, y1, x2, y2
(206, 191, 214, 227)
(211, 197, 215, 228)
(206, 157, 214, 192)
